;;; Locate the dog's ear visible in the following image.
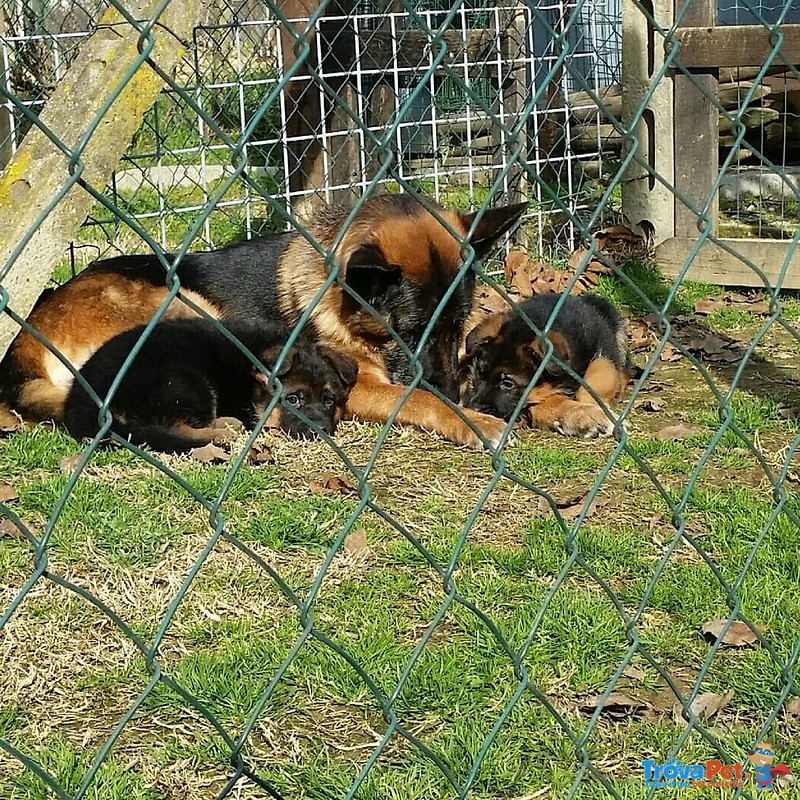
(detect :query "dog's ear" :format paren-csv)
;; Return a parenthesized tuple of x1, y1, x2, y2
(465, 313, 505, 358)
(321, 346, 359, 389)
(529, 330, 571, 375)
(344, 244, 403, 304)
(460, 202, 528, 257)
(254, 344, 297, 384)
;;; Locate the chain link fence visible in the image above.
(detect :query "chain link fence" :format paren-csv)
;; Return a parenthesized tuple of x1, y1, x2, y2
(2, 0, 800, 798)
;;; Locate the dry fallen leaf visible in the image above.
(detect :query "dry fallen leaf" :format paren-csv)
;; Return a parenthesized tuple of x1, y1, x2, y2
(694, 298, 726, 315)
(659, 342, 683, 363)
(189, 442, 231, 464)
(745, 300, 771, 315)
(0, 483, 19, 503)
(503, 250, 536, 296)
(681, 324, 744, 364)
(627, 320, 657, 350)
(0, 518, 27, 540)
(723, 292, 770, 315)
(701, 619, 761, 648)
(673, 690, 735, 727)
(473, 285, 510, 317)
(247, 442, 275, 465)
(656, 423, 702, 441)
(59, 453, 83, 474)
(503, 249, 611, 300)
(310, 472, 358, 497)
(580, 692, 649, 720)
(593, 224, 642, 248)
(344, 527, 368, 554)
(637, 398, 666, 413)
(784, 697, 800, 717)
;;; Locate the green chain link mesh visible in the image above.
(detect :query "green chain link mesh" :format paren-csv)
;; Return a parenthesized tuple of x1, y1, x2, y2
(2, 0, 800, 797)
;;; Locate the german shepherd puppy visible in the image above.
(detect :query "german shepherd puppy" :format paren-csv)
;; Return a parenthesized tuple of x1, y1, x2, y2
(460, 293, 635, 438)
(1, 194, 526, 448)
(64, 317, 358, 452)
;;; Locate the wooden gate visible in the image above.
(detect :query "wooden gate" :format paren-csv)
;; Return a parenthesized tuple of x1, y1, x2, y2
(623, 0, 800, 288)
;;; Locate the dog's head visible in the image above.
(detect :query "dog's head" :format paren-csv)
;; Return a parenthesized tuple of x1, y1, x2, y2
(336, 194, 527, 401)
(253, 341, 358, 437)
(460, 311, 572, 421)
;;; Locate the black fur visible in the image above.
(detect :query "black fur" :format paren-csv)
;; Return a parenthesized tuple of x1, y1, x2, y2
(64, 318, 357, 452)
(85, 235, 294, 324)
(463, 293, 634, 420)
(81, 196, 526, 405)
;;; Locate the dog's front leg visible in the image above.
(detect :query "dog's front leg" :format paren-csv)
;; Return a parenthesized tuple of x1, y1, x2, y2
(528, 394, 615, 438)
(346, 375, 509, 449)
(525, 357, 626, 438)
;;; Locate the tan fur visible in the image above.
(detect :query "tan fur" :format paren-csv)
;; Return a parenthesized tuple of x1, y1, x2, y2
(7, 271, 220, 420)
(347, 362, 507, 448)
(575, 356, 627, 407)
(531, 330, 571, 363)
(526, 356, 627, 438)
(465, 312, 506, 353)
(6, 197, 511, 447)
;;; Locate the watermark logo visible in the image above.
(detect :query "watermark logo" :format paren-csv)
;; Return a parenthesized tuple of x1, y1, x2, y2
(641, 758, 744, 789)
(641, 740, 792, 790)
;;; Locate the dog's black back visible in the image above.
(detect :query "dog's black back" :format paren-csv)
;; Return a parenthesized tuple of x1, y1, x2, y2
(512, 293, 628, 372)
(64, 317, 357, 452)
(86, 233, 295, 323)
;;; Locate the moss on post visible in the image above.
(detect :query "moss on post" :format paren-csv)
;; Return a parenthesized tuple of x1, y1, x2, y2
(0, 0, 203, 358)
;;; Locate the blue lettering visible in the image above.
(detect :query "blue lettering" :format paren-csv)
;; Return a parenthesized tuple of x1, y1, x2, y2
(689, 764, 705, 780)
(662, 760, 680, 782)
(641, 760, 656, 781)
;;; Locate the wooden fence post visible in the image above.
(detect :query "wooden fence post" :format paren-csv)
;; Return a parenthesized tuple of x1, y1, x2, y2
(0, 14, 12, 170)
(499, 1, 529, 249)
(621, 0, 675, 246)
(672, 0, 719, 239)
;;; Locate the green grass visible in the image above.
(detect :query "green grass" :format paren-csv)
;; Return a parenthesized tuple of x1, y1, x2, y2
(7, 735, 160, 800)
(595, 259, 722, 317)
(3, 375, 800, 798)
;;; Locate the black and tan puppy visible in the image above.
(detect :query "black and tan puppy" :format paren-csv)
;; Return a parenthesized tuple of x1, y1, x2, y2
(1, 194, 526, 448)
(461, 293, 636, 438)
(64, 318, 357, 452)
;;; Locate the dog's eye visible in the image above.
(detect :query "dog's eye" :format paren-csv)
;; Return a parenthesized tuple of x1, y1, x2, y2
(323, 392, 336, 408)
(499, 374, 516, 392)
(285, 393, 304, 407)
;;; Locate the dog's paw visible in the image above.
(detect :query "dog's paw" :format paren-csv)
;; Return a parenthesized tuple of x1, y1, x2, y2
(210, 416, 246, 442)
(554, 403, 615, 439)
(464, 410, 512, 450)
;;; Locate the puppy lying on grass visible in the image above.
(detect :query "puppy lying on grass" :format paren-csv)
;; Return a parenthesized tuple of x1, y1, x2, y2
(460, 293, 638, 438)
(64, 318, 357, 452)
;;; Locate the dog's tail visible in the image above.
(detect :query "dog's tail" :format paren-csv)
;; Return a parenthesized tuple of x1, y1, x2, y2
(114, 422, 214, 453)
(65, 403, 213, 453)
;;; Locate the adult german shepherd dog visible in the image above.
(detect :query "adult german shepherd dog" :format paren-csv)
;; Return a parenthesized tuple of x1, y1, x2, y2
(0, 194, 526, 448)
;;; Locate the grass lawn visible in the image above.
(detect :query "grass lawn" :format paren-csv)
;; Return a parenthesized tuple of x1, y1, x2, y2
(3, 278, 800, 799)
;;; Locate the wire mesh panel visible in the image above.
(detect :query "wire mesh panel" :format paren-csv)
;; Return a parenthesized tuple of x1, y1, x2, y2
(1, 0, 800, 799)
(2, 0, 623, 264)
